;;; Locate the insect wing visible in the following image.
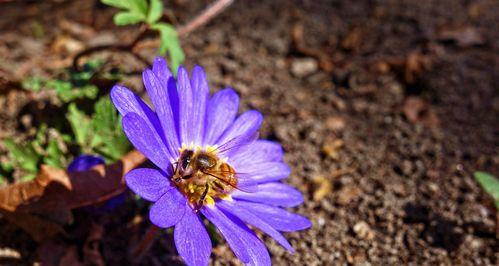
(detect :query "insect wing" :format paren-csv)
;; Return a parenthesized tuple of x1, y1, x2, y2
(213, 131, 259, 156)
(203, 169, 258, 193)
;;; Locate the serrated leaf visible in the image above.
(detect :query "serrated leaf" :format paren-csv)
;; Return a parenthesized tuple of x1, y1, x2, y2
(44, 139, 64, 169)
(474, 171, 499, 208)
(152, 23, 185, 74)
(3, 138, 40, 173)
(114, 11, 145, 26)
(92, 97, 118, 130)
(66, 104, 91, 150)
(147, 0, 163, 24)
(89, 96, 131, 162)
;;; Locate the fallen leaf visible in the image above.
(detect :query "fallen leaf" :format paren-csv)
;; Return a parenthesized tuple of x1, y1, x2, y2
(341, 27, 363, 51)
(336, 185, 362, 206)
(291, 23, 333, 72)
(402, 96, 440, 127)
(405, 51, 431, 84)
(83, 223, 105, 266)
(312, 176, 332, 202)
(322, 139, 344, 160)
(0, 150, 145, 241)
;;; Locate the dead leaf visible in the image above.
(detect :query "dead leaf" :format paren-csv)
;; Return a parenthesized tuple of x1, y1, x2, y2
(437, 26, 485, 47)
(341, 27, 363, 51)
(405, 51, 431, 84)
(322, 139, 344, 160)
(0, 150, 145, 241)
(336, 185, 362, 206)
(402, 96, 440, 127)
(312, 176, 332, 202)
(325, 116, 346, 132)
(291, 23, 333, 72)
(83, 224, 105, 266)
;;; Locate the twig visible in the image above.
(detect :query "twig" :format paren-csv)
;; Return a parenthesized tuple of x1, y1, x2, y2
(73, 0, 235, 70)
(131, 225, 161, 262)
(72, 25, 150, 71)
(176, 0, 234, 37)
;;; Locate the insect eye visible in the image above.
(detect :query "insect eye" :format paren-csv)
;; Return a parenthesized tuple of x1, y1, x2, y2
(181, 157, 190, 169)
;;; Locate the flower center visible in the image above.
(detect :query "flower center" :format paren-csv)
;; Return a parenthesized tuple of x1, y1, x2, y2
(172, 148, 236, 210)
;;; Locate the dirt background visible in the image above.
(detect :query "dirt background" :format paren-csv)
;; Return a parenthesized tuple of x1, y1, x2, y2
(0, 0, 498, 265)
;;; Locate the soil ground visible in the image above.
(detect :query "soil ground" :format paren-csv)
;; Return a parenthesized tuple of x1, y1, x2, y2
(0, 0, 498, 265)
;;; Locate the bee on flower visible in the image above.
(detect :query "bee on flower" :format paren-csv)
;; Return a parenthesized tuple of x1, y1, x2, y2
(111, 57, 311, 266)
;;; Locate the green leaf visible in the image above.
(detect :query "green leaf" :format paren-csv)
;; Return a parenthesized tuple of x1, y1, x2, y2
(66, 103, 92, 150)
(114, 11, 146, 26)
(101, 0, 129, 9)
(90, 96, 131, 161)
(21, 173, 36, 182)
(43, 139, 64, 168)
(103, 0, 149, 26)
(3, 138, 40, 173)
(128, 0, 148, 17)
(474, 171, 499, 209)
(21, 76, 45, 92)
(152, 23, 185, 74)
(147, 0, 163, 24)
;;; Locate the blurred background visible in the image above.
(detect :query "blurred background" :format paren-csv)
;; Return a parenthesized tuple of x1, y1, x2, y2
(0, 0, 497, 265)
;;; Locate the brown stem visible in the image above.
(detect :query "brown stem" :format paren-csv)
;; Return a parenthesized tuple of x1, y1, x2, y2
(130, 225, 161, 261)
(176, 0, 234, 37)
(72, 0, 235, 70)
(72, 25, 150, 71)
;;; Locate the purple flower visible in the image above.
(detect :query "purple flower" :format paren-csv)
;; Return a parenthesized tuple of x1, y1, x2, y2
(68, 154, 105, 172)
(111, 57, 311, 266)
(68, 155, 126, 212)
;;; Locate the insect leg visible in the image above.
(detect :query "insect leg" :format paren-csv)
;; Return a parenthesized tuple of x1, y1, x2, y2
(196, 184, 210, 211)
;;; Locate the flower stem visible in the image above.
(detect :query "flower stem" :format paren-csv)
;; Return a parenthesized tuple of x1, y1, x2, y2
(130, 225, 161, 262)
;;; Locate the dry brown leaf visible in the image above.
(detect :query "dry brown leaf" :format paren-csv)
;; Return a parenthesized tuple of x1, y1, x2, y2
(291, 23, 333, 73)
(336, 185, 362, 206)
(405, 51, 431, 84)
(402, 96, 440, 127)
(312, 176, 332, 202)
(0, 150, 145, 241)
(83, 224, 105, 266)
(341, 27, 363, 51)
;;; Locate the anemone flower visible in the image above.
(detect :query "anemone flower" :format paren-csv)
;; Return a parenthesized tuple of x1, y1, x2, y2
(111, 57, 311, 266)
(68, 154, 125, 213)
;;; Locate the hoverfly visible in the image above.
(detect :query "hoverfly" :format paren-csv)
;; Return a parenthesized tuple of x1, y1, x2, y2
(172, 132, 259, 211)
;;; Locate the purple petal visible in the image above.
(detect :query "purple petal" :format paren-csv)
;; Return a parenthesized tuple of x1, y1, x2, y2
(236, 162, 291, 184)
(188, 66, 210, 146)
(203, 88, 239, 146)
(231, 182, 304, 207)
(150, 189, 187, 228)
(125, 168, 172, 202)
(216, 110, 262, 145)
(152, 57, 173, 84)
(218, 201, 294, 252)
(229, 140, 283, 168)
(201, 206, 271, 266)
(67, 154, 104, 172)
(174, 208, 212, 266)
(177, 67, 196, 146)
(234, 200, 312, 232)
(143, 69, 180, 157)
(110, 85, 167, 146)
(122, 112, 172, 172)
